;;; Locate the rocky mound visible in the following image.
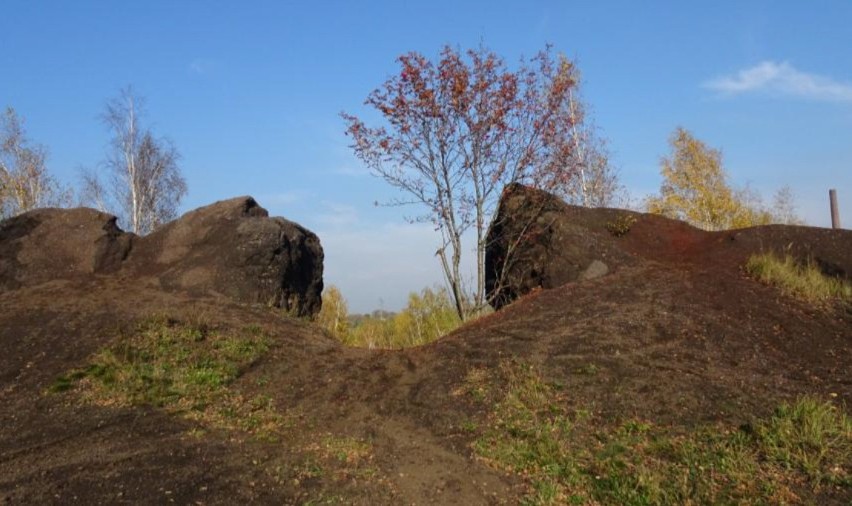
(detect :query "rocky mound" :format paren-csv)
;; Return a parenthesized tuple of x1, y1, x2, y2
(0, 207, 134, 290)
(0, 197, 323, 316)
(486, 183, 852, 310)
(485, 183, 639, 309)
(131, 197, 323, 316)
(1, 186, 850, 505)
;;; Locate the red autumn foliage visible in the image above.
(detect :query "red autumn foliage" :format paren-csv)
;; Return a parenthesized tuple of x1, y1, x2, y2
(342, 44, 583, 319)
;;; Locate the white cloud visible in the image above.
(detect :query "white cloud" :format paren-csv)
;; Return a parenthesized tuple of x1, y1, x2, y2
(704, 61, 852, 103)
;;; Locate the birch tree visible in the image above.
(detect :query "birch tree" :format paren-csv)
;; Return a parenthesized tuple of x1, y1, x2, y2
(0, 107, 71, 218)
(560, 89, 624, 207)
(647, 127, 782, 230)
(84, 88, 186, 234)
(316, 285, 350, 340)
(770, 186, 803, 225)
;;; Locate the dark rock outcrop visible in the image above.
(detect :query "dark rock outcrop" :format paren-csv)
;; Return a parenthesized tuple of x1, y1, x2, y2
(485, 184, 635, 310)
(0, 208, 134, 290)
(0, 197, 324, 317)
(486, 183, 852, 311)
(131, 197, 323, 316)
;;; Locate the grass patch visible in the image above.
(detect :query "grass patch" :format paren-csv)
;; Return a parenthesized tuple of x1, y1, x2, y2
(50, 316, 287, 437)
(470, 361, 851, 505)
(310, 434, 373, 466)
(746, 252, 851, 303)
(759, 397, 852, 486)
(297, 434, 380, 489)
(452, 366, 490, 401)
(52, 316, 392, 502)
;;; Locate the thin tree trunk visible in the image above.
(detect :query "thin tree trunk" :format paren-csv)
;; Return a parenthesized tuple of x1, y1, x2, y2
(437, 244, 466, 321)
(126, 95, 140, 233)
(569, 91, 588, 207)
(475, 197, 485, 313)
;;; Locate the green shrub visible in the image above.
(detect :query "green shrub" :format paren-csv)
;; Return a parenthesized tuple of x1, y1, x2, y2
(605, 214, 637, 237)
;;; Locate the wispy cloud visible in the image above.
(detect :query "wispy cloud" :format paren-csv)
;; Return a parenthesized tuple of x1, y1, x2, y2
(704, 61, 852, 103)
(257, 190, 310, 208)
(188, 58, 217, 75)
(316, 201, 359, 227)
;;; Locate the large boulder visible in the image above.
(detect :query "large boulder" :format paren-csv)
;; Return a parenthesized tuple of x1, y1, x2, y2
(0, 208, 134, 290)
(485, 184, 852, 312)
(485, 184, 636, 310)
(130, 197, 324, 317)
(0, 197, 324, 317)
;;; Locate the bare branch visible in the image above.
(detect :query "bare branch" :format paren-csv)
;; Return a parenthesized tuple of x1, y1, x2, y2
(0, 107, 71, 218)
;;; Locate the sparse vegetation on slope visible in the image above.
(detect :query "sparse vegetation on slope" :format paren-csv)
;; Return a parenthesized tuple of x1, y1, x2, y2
(50, 315, 287, 438)
(45, 314, 398, 503)
(746, 252, 851, 303)
(4, 186, 851, 504)
(468, 361, 851, 505)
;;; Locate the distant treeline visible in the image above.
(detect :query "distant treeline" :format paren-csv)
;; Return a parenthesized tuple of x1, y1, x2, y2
(316, 286, 464, 349)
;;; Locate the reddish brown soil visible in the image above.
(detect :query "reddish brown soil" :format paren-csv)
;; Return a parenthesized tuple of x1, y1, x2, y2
(1, 217, 850, 505)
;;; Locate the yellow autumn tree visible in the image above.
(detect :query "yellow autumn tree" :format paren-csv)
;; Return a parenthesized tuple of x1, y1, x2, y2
(1, 107, 72, 218)
(392, 287, 461, 347)
(647, 127, 771, 231)
(321, 286, 462, 349)
(316, 285, 350, 341)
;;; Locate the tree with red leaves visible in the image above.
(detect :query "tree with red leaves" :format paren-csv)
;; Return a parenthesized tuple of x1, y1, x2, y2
(343, 45, 588, 320)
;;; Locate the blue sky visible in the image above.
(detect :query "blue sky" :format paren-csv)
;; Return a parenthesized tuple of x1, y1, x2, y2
(2, 1, 851, 312)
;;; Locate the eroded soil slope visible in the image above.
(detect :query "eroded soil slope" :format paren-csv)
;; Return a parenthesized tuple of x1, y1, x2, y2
(1, 218, 850, 504)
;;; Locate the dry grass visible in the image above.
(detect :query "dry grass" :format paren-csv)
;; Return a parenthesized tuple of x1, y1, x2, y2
(746, 252, 851, 303)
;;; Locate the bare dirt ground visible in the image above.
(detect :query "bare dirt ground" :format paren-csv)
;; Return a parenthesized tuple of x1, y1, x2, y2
(1, 215, 850, 505)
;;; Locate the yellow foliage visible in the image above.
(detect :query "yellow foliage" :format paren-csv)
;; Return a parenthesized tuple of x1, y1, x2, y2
(647, 127, 772, 231)
(317, 285, 461, 349)
(316, 285, 349, 340)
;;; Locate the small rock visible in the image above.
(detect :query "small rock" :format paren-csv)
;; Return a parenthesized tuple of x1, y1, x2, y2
(579, 260, 609, 281)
